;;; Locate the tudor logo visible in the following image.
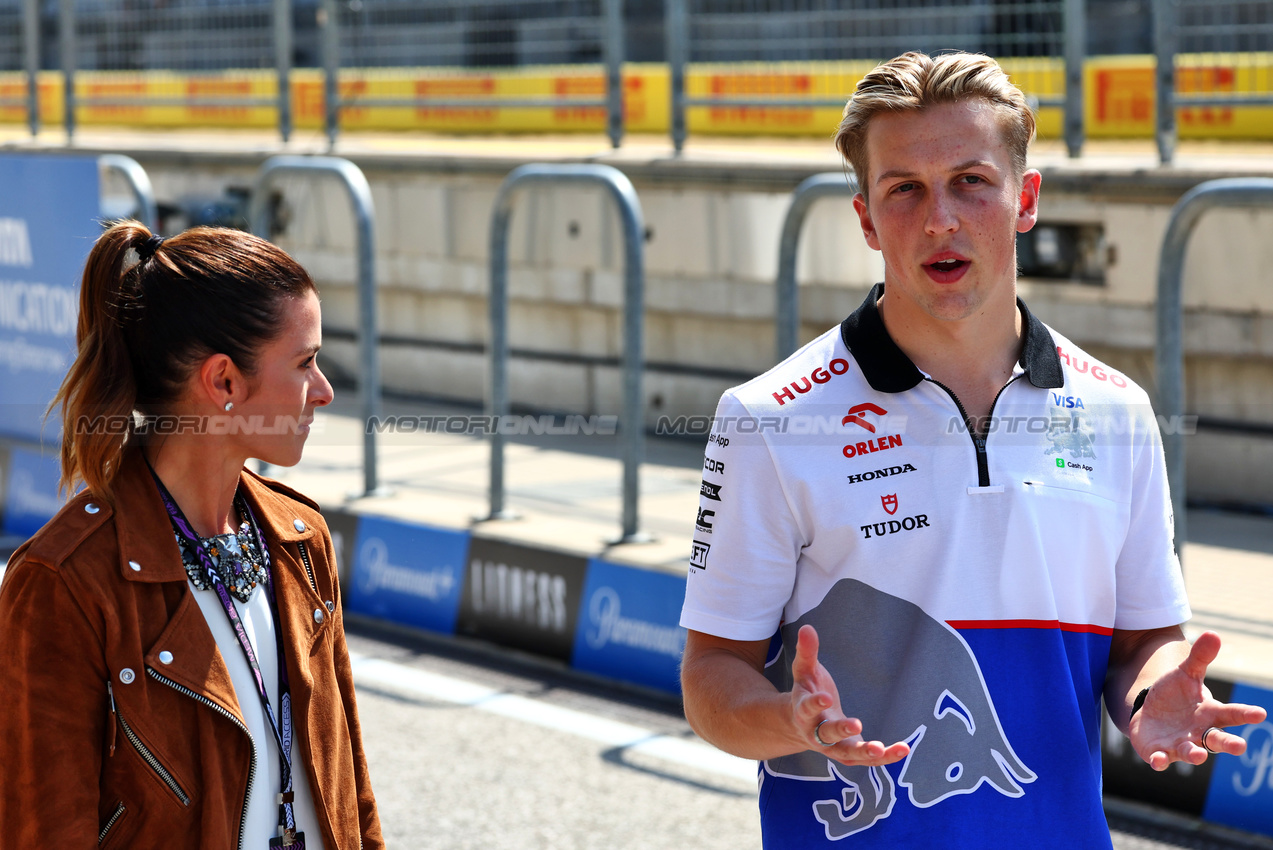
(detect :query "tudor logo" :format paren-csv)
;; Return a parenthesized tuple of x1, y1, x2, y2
(881, 494, 898, 515)
(843, 402, 887, 433)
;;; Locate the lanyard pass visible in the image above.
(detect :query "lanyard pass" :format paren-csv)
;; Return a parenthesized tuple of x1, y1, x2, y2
(269, 829, 305, 848)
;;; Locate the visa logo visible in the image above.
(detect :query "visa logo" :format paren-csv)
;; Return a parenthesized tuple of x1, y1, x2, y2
(1050, 393, 1085, 409)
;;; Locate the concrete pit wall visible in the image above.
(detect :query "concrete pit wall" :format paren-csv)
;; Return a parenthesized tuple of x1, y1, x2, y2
(123, 152, 1273, 507)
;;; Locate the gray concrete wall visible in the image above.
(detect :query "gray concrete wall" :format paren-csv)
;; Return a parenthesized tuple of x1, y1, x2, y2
(113, 150, 1273, 506)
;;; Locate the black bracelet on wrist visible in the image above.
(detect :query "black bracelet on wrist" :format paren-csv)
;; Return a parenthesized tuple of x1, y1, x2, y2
(1129, 687, 1150, 723)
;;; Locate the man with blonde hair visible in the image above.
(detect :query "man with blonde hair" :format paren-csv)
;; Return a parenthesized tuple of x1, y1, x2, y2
(679, 51, 1264, 848)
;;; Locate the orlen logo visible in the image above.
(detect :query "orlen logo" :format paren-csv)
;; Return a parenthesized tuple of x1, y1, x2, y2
(1056, 346, 1128, 388)
(843, 402, 886, 432)
(842, 403, 904, 459)
(771, 357, 851, 406)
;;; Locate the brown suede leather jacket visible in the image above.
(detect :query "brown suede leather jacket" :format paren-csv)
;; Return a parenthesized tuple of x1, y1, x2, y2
(0, 450, 384, 849)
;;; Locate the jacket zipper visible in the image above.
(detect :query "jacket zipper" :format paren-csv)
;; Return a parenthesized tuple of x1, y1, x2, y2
(297, 540, 318, 595)
(109, 682, 190, 805)
(147, 667, 256, 850)
(98, 801, 125, 845)
(925, 375, 1021, 488)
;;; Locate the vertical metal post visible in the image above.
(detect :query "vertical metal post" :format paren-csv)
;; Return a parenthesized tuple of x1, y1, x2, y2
(275, 0, 292, 143)
(59, 0, 74, 141)
(666, 0, 687, 153)
(99, 154, 158, 232)
(603, 0, 624, 149)
(1154, 178, 1273, 565)
(321, 0, 339, 148)
(487, 164, 649, 542)
(249, 156, 386, 498)
(1063, 0, 1084, 159)
(23, 0, 38, 136)
(774, 173, 858, 362)
(1154, 0, 1178, 165)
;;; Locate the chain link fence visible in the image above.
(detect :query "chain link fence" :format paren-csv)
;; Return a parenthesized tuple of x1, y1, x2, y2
(1157, 0, 1273, 162)
(666, 0, 1082, 154)
(2, 0, 1273, 160)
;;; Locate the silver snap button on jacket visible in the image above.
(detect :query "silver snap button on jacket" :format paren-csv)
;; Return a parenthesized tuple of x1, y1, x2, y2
(128, 560, 141, 572)
(293, 519, 306, 532)
(118, 668, 136, 684)
(158, 651, 173, 664)
(313, 608, 324, 624)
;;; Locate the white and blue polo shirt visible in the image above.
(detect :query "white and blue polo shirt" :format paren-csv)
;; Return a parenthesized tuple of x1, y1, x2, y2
(681, 284, 1190, 848)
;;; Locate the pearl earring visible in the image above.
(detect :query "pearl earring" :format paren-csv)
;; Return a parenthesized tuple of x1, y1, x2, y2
(224, 402, 234, 412)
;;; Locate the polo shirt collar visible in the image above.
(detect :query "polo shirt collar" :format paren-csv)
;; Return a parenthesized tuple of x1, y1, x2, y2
(839, 283, 1064, 393)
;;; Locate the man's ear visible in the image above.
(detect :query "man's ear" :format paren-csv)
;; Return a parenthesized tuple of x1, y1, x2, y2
(854, 193, 881, 251)
(1016, 169, 1042, 234)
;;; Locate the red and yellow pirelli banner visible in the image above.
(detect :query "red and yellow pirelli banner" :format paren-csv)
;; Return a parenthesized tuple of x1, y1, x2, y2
(2, 56, 1272, 139)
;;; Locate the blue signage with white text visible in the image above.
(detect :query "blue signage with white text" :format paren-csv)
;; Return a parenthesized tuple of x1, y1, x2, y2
(4, 446, 64, 537)
(0, 154, 102, 443)
(1202, 681, 1273, 838)
(346, 516, 469, 635)
(571, 559, 688, 695)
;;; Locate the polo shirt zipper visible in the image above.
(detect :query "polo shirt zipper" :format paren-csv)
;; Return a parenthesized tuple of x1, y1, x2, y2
(925, 375, 1022, 488)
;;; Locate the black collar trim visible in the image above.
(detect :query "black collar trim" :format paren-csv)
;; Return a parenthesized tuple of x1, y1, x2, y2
(839, 284, 1064, 394)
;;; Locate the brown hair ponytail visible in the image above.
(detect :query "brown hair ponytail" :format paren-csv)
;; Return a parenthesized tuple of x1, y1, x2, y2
(50, 222, 316, 504)
(51, 222, 150, 503)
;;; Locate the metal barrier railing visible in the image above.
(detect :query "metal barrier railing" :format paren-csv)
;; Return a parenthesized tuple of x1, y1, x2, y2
(667, 0, 1086, 158)
(1154, 0, 1273, 165)
(249, 155, 385, 498)
(319, 0, 625, 150)
(1155, 177, 1273, 560)
(99, 154, 158, 232)
(57, 0, 294, 143)
(774, 172, 859, 362)
(487, 163, 648, 543)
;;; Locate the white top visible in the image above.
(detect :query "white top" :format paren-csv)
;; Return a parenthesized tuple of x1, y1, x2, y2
(189, 579, 327, 849)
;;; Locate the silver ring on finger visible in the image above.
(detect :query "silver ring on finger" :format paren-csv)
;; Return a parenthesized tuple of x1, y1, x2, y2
(1202, 726, 1222, 754)
(814, 719, 836, 747)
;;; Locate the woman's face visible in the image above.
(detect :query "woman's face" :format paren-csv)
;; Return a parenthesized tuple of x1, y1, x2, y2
(236, 289, 333, 467)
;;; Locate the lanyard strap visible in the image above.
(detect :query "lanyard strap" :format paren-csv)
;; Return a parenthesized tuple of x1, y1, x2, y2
(150, 470, 298, 835)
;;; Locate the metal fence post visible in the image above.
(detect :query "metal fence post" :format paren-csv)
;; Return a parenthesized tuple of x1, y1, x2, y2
(320, 0, 340, 148)
(275, 0, 292, 143)
(1063, 0, 1085, 159)
(99, 154, 158, 232)
(487, 164, 649, 542)
(59, 0, 74, 141)
(23, 0, 38, 136)
(774, 173, 859, 361)
(603, 0, 623, 149)
(249, 156, 386, 498)
(666, 0, 688, 154)
(1154, 0, 1178, 165)
(1155, 177, 1273, 563)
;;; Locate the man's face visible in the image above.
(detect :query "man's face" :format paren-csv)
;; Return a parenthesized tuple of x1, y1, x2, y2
(852, 99, 1040, 324)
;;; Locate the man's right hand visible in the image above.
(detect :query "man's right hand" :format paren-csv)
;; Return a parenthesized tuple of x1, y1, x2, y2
(790, 624, 911, 766)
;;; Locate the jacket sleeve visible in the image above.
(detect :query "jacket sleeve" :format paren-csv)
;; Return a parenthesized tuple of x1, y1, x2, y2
(322, 527, 386, 850)
(0, 551, 109, 847)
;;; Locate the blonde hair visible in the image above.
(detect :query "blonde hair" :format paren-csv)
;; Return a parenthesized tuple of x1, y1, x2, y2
(835, 51, 1035, 200)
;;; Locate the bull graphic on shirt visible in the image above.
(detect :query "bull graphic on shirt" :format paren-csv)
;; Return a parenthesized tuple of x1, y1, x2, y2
(764, 579, 1035, 840)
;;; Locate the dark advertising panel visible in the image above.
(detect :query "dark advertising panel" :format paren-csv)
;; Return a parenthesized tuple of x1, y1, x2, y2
(458, 537, 587, 661)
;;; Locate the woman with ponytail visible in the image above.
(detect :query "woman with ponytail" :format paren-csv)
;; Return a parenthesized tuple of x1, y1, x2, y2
(0, 223, 384, 849)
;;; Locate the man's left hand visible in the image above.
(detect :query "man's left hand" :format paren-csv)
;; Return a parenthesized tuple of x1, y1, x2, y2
(1129, 630, 1267, 771)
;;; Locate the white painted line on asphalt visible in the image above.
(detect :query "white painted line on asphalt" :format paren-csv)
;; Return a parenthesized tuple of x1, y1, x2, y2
(349, 653, 757, 785)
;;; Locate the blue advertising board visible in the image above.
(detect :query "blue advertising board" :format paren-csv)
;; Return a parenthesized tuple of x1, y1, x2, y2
(571, 559, 688, 695)
(3, 446, 64, 537)
(0, 154, 101, 444)
(1202, 681, 1273, 838)
(345, 516, 469, 635)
